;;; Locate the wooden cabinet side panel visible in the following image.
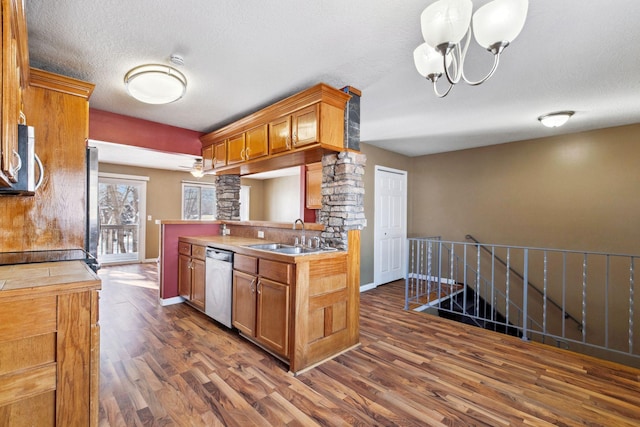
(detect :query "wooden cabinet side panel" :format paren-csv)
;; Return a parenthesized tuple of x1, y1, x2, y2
(0, 83, 89, 252)
(56, 291, 92, 427)
(202, 145, 214, 171)
(318, 103, 345, 150)
(90, 290, 100, 427)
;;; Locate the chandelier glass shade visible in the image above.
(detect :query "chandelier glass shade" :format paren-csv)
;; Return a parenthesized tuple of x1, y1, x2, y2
(415, 0, 529, 97)
(124, 64, 187, 104)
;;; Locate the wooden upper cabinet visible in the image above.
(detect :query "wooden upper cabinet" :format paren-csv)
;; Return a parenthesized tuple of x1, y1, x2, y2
(227, 133, 246, 165)
(198, 83, 351, 175)
(202, 144, 214, 171)
(269, 115, 292, 155)
(306, 162, 322, 209)
(245, 124, 268, 161)
(0, 0, 28, 187)
(213, 140, 227, 168)
(292, 105, 319, 148)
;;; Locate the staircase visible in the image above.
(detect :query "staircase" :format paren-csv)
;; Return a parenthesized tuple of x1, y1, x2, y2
(437, 284, 521, 337)
(405, 236, 640, 367)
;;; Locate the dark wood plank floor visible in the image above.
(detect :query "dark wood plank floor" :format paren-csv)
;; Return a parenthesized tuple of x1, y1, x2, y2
(98, 263, 640, 426)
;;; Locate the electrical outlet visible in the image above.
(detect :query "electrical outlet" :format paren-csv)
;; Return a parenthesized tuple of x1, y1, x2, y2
(257, 230, 264, 238)
(223, 228, 230, 236)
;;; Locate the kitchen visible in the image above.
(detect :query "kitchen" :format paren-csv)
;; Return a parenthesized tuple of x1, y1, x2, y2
(3, 0, 640, 425)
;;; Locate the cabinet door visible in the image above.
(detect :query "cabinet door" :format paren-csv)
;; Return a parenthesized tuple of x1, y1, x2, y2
(232, 270, 257, 335)
(268, 115, 291, 154)
(226, 133, 246, 165)
(292, 105, 319, 148)
(1, 19, 21, 185)
(202, 145, 214, 171)
(178, 254, 192, 300)
(190, 258, 206, 311)
(213, 141, 227, 168)
(245, 124, 268, 160)
(256, 278, 290, 357)
(306, 162, 322, 209)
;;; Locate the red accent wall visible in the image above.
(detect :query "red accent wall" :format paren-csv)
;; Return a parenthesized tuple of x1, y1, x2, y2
(89, 108, 203, 155)
(160, 223, 219, 299)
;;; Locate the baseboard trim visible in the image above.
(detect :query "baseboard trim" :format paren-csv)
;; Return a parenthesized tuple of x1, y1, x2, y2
(359, 282, 376, 292)
(160, 296, 185, 306)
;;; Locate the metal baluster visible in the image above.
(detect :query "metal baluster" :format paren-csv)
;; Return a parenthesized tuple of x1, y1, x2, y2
(506, 248, 510, 327)
(404, 240, 412, 310)
(582, 254, 587, 343)
(630, 257, 635, 354)
(463, 244, 468, 314)
(522, 248, 529, 341)
(605, 255, 609, 348)
(427, 240, 432, 301)
(437, 241, 443, 308)
(476, 244, 481, 318)
(491, 246, 495, 323)
(543, 251, 548, 339)
(562, 252, 567, 338)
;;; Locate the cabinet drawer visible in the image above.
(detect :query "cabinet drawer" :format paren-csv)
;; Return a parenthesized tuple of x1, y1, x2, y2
(234, 254, 257, 274)
(0, 296, 57, 343)
(178, 241, 191, 256)
(191, 245, 206, 260)
(259, 259, 293, 284)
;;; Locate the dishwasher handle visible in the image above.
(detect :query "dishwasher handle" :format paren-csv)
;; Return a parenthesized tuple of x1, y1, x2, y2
(206, 247, 233, 262)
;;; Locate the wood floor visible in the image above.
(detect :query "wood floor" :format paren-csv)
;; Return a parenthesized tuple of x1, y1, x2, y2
(98, 263, 640, 426)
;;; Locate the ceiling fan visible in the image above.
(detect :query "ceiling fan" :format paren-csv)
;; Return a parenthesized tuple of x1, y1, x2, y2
(179, 158, 208, 178)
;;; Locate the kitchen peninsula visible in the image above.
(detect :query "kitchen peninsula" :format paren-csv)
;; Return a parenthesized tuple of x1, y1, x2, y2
(159, 220, 360, 374)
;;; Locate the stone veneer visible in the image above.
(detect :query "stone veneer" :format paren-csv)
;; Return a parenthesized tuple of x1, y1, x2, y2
(215, 151, 366, 251)
(215, 175, 240, 220)
(318, 151, 367, 250)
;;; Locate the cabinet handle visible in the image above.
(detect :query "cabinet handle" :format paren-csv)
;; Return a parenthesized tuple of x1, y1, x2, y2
(245, 147, 251, 159)
(10, 150, 22, 176)
(250, 278, 256, 293)
(241, 148, 246, 161)
(285, 136, 291, 150)
(212, 156, 216, 166)
(257, 282, 261, 295)
(292, 131, 298, 145)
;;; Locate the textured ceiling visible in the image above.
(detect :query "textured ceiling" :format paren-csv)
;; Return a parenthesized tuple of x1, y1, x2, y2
(26, 0, 640, 163)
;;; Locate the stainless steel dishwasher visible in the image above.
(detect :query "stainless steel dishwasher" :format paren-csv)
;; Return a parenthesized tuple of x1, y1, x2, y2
(205, 247, 234, 328)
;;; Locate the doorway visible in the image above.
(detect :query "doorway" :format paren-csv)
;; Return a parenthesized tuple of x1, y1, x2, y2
(374, 166, 407, 286)
(98, 173, 148, 264)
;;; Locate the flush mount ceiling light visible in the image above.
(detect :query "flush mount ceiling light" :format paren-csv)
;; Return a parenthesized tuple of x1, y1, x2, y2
(538, 111, 575, 128)
(414, 0, 529, 98)
(124, 60, 187, 104)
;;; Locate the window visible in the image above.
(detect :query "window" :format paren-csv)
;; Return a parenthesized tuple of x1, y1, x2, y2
(182, 182, 216, 220)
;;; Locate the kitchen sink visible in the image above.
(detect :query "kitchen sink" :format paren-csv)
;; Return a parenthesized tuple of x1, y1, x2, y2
(247, 243, 337, 255)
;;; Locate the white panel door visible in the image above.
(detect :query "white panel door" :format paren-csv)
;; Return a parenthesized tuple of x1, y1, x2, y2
(374, 167, 407, 285)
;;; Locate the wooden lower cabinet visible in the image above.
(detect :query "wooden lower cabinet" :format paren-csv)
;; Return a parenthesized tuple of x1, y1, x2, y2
(233, 255, 291, 359)
(178, 241, 206, 311)
(256, 278, 289, 357)
(232, 269, 257, 336)
(0, 261, 101, 426)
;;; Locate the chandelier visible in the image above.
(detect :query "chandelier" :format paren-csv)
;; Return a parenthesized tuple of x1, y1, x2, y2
(414, 0, 529, 98)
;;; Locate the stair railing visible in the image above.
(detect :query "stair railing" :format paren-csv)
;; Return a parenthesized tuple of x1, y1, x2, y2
(466, 234, 581, 328)
(405, 237, 640, 366)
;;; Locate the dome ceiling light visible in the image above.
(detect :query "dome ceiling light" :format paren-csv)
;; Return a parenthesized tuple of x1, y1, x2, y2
(538, 111, 575, 128)
(124, 55, 187, 104)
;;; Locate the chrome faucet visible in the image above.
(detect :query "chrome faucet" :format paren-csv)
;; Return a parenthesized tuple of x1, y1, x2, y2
(293, 218, 305, 246)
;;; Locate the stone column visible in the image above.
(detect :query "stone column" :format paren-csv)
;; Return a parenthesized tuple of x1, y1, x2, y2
(319, 151, 367, 250)
(215, 175, 240, 220)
